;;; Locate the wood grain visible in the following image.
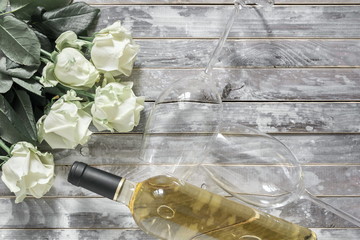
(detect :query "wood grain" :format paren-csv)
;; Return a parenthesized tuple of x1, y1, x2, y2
(48, 133, 360, 165)
(0, 197, 357, 228)
(125, 68, 360, 101)
(43, 134, 360, 165)
(0, 229, 153, 240)
(81, 0, 360, 4)
(90, 5, 360, 38)
(131, 39, 360, 68)
(123, 102, 360, 133)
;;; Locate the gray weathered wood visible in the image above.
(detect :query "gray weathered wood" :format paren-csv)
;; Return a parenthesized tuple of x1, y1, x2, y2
(219, 102, 360, 133)
(125, 68, 360, 101)
(132, 39, 360, 68)
(303, 166, 360, 196)
(0, 229, 153, 240)
(41, 101, 360, 134)
(48, 133, 360, 165)
(276, 134, 360, 164)
(91, 5, 360, 38)
(313, 229, 360, 240)
(82, 0, 360, 4)
(0, 228, 359, 240)
(0, 197, 357, 228)
(124, 102, 360, 133)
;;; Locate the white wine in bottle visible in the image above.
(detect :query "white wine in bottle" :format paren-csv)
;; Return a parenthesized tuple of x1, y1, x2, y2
(68, 162, 317, 240)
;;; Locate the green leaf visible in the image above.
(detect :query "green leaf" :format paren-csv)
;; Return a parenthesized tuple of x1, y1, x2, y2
(0, 0, 8, 12)
(33, 28, 53, 52)
(4, 57, 38, 79)
(0, 156, 9, 161)
(0, 72, 13, 93)
(10, 0, 73, 20)
(0, 111, 28, 144)
(12, 77, 43, 96)
(0, 54, 38, 79)
(13, 89, 37, 141)
(33, 2, 100, 39)
(43, 86, 64, 96)
(0, 15, 40, 66)
(32, 98, 47, 122)
(3, 87, 14, 103)
(0, 94, 33, 144)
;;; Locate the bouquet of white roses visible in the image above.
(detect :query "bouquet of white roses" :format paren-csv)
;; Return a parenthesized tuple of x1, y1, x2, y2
(0, 1, 144, 203)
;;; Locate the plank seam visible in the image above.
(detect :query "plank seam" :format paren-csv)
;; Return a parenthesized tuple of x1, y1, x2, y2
(88, 3, 360, 6)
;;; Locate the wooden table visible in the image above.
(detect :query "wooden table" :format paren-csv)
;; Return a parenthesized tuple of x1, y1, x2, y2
(1, 0, 360, 239)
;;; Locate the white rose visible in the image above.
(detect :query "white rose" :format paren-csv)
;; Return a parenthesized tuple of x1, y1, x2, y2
(37, 90, 92, 149)
(91, 82, 144, 132)
(91, 21, 140, 77)
(55, 48, 99, 89)
(1, 142, 55, 203)
(40, 48, 99, 89)
(40, 62, 58, 87)
(55, 31, 87, 51)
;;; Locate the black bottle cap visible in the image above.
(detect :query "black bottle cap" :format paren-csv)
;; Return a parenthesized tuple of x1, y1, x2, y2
(68, 161, 122, 200)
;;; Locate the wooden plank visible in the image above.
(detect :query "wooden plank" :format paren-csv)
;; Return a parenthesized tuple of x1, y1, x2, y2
(219, 102, 360, 133)
(0, 165, 358, 196)
(35, 102, 360, 134)
(82, 0, 360, 4)
(0, 197, 357, 228)
(125, 68, 360, 101)
(310, 229, 360, 240)
(276, 134, 360, 164)
(0, 228, 359, 240)
(0, 229, 153, 240)
(132, 39, 360, 68)
(90, 5, 360, 38)
(127, 102, 360, 134)
(49, 133, 360, 165)
(303, 166, 360, 196)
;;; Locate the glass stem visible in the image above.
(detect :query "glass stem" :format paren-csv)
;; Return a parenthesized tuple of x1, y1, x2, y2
(303, 190, 360, 227)
(204, 4, 240, 75)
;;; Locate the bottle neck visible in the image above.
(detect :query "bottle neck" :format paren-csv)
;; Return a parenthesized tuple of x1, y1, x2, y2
(67, 161, 135, 206)
(114, 178, 136, 207)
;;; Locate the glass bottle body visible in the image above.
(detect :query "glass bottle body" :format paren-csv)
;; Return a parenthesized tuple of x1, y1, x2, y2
(122, 175, 317, 240)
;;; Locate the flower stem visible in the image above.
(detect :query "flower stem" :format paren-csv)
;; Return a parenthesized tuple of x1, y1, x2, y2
(54, 84, 95, 99)
(79, 36, 94, 42)
(76, 90, 95, 99)
(40, 49, 52, 60)
(32, 76, 41, 81)
(0, 139, 10, 155)
(40, 57, 51, 64)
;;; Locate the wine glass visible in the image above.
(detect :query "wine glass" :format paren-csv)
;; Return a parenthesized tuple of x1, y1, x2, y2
(139, 71, 222, 181)
(200, 124, 360, 227)
(200, 125, 303, 209)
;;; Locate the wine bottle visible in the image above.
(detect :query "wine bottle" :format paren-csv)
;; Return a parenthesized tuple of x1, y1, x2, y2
(68, 161, 317, 240)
